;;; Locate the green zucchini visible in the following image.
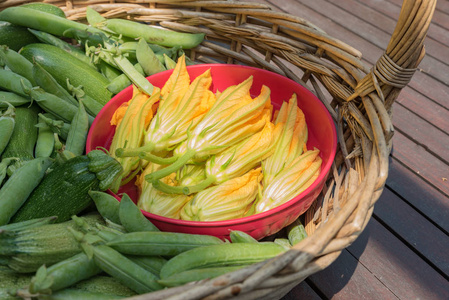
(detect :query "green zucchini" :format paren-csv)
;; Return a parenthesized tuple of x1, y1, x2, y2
(0, 21, 39, 51)
(10, 150, 123, 223)
(20, 43, 112, 105)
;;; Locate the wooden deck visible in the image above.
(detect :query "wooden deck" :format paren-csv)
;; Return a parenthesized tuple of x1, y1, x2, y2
(243, 0, 449, 299)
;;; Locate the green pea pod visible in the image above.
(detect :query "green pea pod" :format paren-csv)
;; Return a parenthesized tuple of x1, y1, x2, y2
(0, 157, 53, 226)
(160, 242, 286, 279)
(163, 53, 177, 70)
(37, 113, 70, 141)
(106, 231, 224, 257)
(35, 114, 55, 158)
(86, 6, 106, 26)
(0, 216, 57, 232)
(0, 6, 103, 40)
(287, 219, 308, 246)
(111, 52, 154, 95)
(229, 230, 259, 244)
(118, 193, 159, 232)
(82, 243, 164, 294)
(0, 92, 30, 108)
(65, 100, 89, 156)
(29, 253, 102, 294)
(89, 190, 121, 225)
(0, 158, 17, 186)
(103, 18, 204, 49)
(136, 38, 166, 76)
(0, 68, 33, 97)
(0, 46, 35, 86)
(0, 102, 15, 156)
(106, 63, 145, 95)
(37, 288, 124, 300)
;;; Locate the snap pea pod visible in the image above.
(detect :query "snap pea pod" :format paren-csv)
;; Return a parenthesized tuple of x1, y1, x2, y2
(160, 242, 286, 279)
(157, 266, 245, 288)
(86, 6, 106, 26)
(0, 158, 17, 187)
(0, 7, 103, 40)
(0, 157, 53, 226)
(89, 190, 121, 224)
(32, 62, 79, 107)
(287, 219, 308, 246)
(0, 216, 57, 232)
(34, 114, 55, 158)
(0, 92, 30, 108)
(136, 38, 166, 76)
(106, 231, 224, 257)
(66, 81, 103, 117)
(0, 68, 33, 97)
(0, 103, 15, 156)
(81, 242, 164, 294)
(28, 253, 102, 294)
(274, 238, 292, 250)
(65, 100, 89, 156)
(28, 29, 97, 70)
(229, 230, 258, 244)
(103, 18, 204, 49)
(98, 60, 122, 81)
(106, 63, 145, 95)
(118, 193, 159, 232)
(37, 113, 70, 141)
(0, 45, 35, 86)
(101, 48, 154, 95)
(27, 87, 94, 125)
(163, 53, 177, 70)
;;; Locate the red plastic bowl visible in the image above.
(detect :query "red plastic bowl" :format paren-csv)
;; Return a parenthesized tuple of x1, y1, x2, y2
(86, 64, 337, 240)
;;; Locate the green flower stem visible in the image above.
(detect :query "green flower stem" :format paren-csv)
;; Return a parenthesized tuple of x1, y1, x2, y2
(145, 149, 195, 182)
(138, 152, 178, 165)
(152, 175, 216, 195)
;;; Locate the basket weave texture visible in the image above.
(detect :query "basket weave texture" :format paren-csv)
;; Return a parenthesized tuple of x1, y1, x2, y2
(0, 0, 436, 299)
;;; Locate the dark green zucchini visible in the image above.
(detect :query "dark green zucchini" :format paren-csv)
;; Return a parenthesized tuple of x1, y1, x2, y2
(0, 21, 39, 51)
(10, 150, 123, 223)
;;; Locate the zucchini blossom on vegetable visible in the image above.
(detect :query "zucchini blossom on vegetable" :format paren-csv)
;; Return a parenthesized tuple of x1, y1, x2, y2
(180, 168, 263, 221)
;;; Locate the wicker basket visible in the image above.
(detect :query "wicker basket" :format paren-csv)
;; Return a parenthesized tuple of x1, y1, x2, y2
(0, 0, 436, 299)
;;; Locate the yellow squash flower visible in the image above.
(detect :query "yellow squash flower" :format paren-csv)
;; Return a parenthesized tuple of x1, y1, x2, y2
(262, 94, 308, 187)
(136, 161, 192, 220)
(180, 168, 262, 221)
(147, 78, 273, 182)
(255, 149, 321, 213)
(108, 85, 160, 192)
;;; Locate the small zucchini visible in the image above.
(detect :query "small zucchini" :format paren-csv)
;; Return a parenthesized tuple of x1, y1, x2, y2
(10, 150, 123, 223)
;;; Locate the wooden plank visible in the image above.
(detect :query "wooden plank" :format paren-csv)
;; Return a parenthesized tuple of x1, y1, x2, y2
(307, 249, 397, 299)
(396, 87, 449, 133)
(347, 217, 449, 300)
(282, 281, 323, 300)
(391, 131, 449, 196)
(374, 187, 449, 277)
(392, 102, 449, 164)
(387, 157, 449, 233)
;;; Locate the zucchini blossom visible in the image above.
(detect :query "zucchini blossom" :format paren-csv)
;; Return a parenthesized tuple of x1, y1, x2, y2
(180, 168, 263, 221)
